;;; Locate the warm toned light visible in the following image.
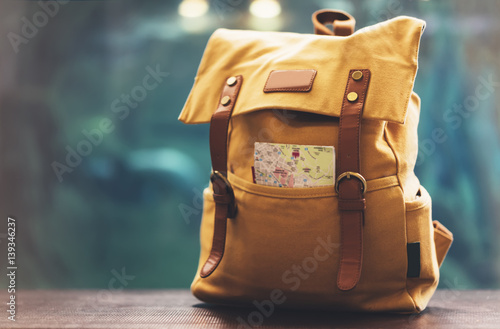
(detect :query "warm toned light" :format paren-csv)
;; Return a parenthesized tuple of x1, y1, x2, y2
(249, 0, 282, 19)
(178, 0, 209, 18)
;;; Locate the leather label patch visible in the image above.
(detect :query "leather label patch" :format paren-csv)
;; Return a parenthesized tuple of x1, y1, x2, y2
(407, 242, 421, 278)
(264, 69, 317, 93)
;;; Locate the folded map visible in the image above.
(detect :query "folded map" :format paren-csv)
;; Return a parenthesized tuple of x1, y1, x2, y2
(253, 142, 335, 188)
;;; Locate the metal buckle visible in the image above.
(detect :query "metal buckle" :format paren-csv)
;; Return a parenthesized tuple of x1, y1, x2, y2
(210, 170, 232, 194)
(335, 171, 367, 195)
(210, 170, 237, 217)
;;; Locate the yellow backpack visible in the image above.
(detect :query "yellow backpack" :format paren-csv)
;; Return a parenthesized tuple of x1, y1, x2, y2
(179, 9, 453, 313)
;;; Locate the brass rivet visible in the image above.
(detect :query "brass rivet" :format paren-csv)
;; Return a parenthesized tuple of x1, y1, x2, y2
(352, 71, 363, 81)
(347, 92, 358, 102)
(221, 95, 231, 106)
(226, 76, 237, 86)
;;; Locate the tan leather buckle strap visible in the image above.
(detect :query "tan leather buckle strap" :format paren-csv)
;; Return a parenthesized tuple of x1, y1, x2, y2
(336, 69, 370, 291)
(200, 75, 243, 278)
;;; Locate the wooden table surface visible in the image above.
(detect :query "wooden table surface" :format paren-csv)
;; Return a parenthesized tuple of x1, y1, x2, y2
(0, 290, 498, 328)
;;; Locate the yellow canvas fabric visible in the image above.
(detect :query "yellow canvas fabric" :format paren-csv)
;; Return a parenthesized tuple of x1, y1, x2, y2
(179, 14, 453, 313)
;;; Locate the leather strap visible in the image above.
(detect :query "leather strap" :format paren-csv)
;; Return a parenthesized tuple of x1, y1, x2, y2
(200, 75, 243, 278)
(336, 69, 370, 291)
(312, 9, 355, 36)
(433, 220, 453, 267)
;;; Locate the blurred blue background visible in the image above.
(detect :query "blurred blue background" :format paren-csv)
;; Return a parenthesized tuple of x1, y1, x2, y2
(0, 0, 499, 290)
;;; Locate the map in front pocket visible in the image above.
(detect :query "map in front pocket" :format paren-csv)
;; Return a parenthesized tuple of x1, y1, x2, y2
(253, 142, 335, 188)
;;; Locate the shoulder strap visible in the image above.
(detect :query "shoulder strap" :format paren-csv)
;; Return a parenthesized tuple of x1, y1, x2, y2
(336, 69, 371, 290)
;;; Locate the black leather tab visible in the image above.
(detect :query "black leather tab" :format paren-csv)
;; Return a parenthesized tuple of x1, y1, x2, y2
(407, 242, 421, 278)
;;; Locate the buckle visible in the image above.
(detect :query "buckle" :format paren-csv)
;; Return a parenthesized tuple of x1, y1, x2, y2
(335, 171, 367, 195)
(210, 170, 237, 217)
(210, 170, 232, 193)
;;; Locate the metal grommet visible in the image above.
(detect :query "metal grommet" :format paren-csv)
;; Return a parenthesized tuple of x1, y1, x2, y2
(352, 71, 363, 81)
(221, 95, 231, 106)
(347, 92, 358, 102)
(226, 76, 237, 86)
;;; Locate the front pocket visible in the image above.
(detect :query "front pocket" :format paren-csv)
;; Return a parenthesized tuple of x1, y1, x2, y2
(193, 172, 416, 311)
(193, 174, 345, 305)
(404, 185, 440, 311)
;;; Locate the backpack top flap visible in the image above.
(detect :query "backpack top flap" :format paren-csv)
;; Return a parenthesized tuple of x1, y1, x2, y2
(178, 16, 425, 125)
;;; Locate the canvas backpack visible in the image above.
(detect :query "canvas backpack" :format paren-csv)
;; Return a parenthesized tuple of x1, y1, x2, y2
(178, 9, 453, 313)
